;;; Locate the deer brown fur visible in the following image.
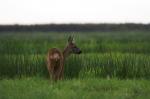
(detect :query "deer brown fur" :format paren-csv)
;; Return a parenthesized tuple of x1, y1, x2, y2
(47, 36, 82, 81)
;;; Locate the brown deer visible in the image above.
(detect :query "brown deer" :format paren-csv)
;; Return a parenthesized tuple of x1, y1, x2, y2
(47, 36, 82, 81)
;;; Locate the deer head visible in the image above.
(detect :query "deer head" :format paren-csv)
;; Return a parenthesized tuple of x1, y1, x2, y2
(63, 36, 82, 58)
(67, 36, 82, 54)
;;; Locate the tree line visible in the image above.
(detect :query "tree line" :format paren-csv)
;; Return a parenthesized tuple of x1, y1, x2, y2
(0, 23, 150, 32)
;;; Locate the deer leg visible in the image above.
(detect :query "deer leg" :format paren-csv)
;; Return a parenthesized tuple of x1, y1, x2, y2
(52, 60, 63, 80)
(59, 69, 63, 80)
(47, 62, 54, 81)
(47, 67, 51, 80)
(47, 58, 53, 80)
(59, 61, 64, 80)
(53, 70, 60, 81)
(53, 74, 57, 81)
(54, 69, 60, 81)
(53, 65, 61, 81)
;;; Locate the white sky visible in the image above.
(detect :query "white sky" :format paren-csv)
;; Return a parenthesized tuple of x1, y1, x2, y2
(0, 0, 150, 24)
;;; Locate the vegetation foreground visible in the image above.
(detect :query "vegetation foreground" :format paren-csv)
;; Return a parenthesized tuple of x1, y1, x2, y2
(0, 31, 150, 99)
(0, 77, 150, 99)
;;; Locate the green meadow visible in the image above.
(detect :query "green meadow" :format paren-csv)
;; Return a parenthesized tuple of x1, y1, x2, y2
(0, 31, 150, 99)
(0, 77, 150, 99)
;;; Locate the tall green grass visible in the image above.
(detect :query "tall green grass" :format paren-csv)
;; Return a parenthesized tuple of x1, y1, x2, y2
(0, 31, 150, 79)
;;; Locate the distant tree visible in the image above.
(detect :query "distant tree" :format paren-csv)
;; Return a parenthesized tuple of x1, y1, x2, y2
(0, 23, 150, 32)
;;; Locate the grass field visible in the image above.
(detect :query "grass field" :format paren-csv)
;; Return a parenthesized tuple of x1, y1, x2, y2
(0, 77, 150, 99)
(0, 31, 150, 99)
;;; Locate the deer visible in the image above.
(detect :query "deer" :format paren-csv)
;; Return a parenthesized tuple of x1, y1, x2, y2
(47, 36, 82, 81)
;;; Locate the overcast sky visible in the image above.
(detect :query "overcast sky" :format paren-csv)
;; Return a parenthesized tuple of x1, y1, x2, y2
(0, 0, 150, 24)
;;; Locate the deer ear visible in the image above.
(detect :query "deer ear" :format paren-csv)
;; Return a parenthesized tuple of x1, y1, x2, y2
(68, 36, 73, 43)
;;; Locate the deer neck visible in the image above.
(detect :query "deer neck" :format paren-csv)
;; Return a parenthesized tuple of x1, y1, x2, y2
(63, 47, 71, 60)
